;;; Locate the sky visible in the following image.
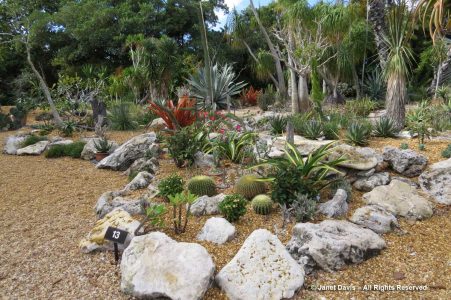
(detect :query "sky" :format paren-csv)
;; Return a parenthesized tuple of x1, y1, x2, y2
(214, 0, 273, 30)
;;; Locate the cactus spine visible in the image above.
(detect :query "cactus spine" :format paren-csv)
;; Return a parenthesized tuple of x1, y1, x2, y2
(187, 175, 217, 197)
(251, 194, 273, 215)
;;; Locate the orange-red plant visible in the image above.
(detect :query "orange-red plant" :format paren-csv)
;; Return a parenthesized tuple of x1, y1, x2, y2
(148, 95, 197, 130)
(241, 86, 261, 106)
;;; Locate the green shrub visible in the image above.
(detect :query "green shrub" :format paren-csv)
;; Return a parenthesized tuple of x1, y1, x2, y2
(345, 98, 378, 117)
(94, 138, 113, 153)
(212, 131, 256, 163)
(218, 194, 247, 222)
(346, 122, 371, 146)
(59, 120, 77, 137)
(303, 120, 323, 140)
(235, 174, 266, 200)
(251, 194, 273, 215)
(406, 102, 434, 145)
(257, 88, 276, 111)
(400, 143, 409, 150)
(45, 141, 86, 158)
(158, 174, 185, 200)
(269, 115, 287, 135)
(291, 193, 317, 222)
(187, 175, 217, 197)
(109, 102, 138, 130)
(0, 112, 10, 129)
(373, 117, 398, 137)
(323, 119, 340, 140)
(165, 125, 207, 167)
(442, 144, 451, 158)
(22, 134, 47, 147)
(290, 113, 312, 136)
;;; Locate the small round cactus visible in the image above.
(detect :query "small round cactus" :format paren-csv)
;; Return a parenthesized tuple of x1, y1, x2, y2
(235, 174, 266, 200)
(251, 194, 273, 215)
(187, 175, 217, 197)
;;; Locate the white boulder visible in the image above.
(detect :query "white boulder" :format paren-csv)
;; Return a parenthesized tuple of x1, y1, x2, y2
(16, 140, 49, 155)
(197, 217, 235, 244)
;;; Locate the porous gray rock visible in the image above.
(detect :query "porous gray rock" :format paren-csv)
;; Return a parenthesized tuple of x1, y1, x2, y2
(190, 194, 226, 216)
(16, 140, 49, 155)
(317, 189, 348, 218)
(197, 217, 236, 244)
(123, 171, 154, 191)
(124, 157, 159, 176)
(391, 176, 420, 188)
(286, 220, 386, 273)
(327, 144, 379, 170)
(362, 179, 433, 220)
(383, 146, 428, 177)
(80, 137, 118, 160)
(216, 229, 304, 300)
(273, 135, 335, 156)
(350, 205, 399, 234)
(121, 232, 215, 300)
(353, 172, 390, 192)
(95, 191, 145, 219)
(3, 135, 27, 154)
(419, 158, 451, 205)
(194, 151, 216, 168)
(96, 133, 158, 171)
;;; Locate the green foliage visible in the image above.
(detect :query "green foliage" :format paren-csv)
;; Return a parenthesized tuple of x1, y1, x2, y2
(291, 193, 317, 222)
(22, 135, 47, 148)
(187, 175, 217, 197)
(45, 141, 86, 158)
(165, 125, 207, 167)
(400, 143, 409, 150)
(59, 120, 77, 137)
(235, 175, 266, 200)
(169, 191, 197, 234)
(373, 117, 398, 137)
(144, 204, 167, 229)
(255, 142, 346, 206)
(257, 86, 276, 111)
(441, 144, 451, 158)
(290, 113, 313, 136)
(363, 68, 386, 101)
(345, 98, 378, 117)
(269, 115, 287, 135)
(251, 194, 273, 215)
(108, 102, 138, 131)
(346, 122, 372, 146)
(436, 86, 450, 104)
(93, 138, 112, 153)
(303, 120, 323, 140)
(210, 131, 256, 163)
(0, 112, 9, 129)
(323, 119, 340, 140)
(429, 104, 451, 132)
(158, 174, 185, 200)
(406, 102, 433, 145)
(218, 194, 247, 222)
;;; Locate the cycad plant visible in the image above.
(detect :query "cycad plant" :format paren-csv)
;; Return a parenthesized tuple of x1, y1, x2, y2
(383, 2, 415, 130)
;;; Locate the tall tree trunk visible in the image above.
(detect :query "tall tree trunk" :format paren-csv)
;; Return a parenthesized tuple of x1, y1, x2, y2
(352, 66, 361, 98)
(91, 97, 107, 127)
(249, 0, 286, 98)
(290, 69, 299, 113)
(298, 75, 311, 112)
(368, 0, 389, 69)
(386, 74, 406, 130)
(26, 44, 63, 126)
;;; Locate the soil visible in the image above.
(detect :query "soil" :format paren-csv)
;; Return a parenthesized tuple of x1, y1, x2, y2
(0, 117, 450, 299)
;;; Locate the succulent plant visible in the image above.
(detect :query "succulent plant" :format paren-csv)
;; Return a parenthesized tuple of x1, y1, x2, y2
(251, 194, 273, 215)
(187, 175, 217, 197)
(235, 174, 266, 200)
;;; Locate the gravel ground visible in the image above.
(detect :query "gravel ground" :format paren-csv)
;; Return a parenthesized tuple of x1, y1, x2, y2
(0, 127, 450, 300)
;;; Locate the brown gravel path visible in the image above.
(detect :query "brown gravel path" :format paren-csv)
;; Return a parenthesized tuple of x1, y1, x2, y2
(0, 128, 450, 300)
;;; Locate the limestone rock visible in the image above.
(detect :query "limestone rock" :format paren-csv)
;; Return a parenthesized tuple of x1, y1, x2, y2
(121, 232, 215, 300)
(16, 140, 49, 155)
(124, 157, 158, 176)
(194, 151, 216, 168)
(49, 138, 73, 146)
(327, 144, 379, 170)
(317, 189, 348, 218)
(350, 205, 399, 234)
(123, 171, 153, 191)
(419, 158, 451, 205)
(362, 179, 433, 220)
(80, 208, 140, 253)
(80, 137, 119, 160)
(216, 229, 304, 300)
(383, 146, 428, 177)
(197, 217, 236, 244)
(96, 133, 157, 171)
(148, 117, 166, 130)
(286, 220, 386, 273)
(391, 176, 419, 188)
(273, 135, 335, 156)
(190, 194, 226, 216)
(3, 135, 27, 154)
(353, 172, 390, 192)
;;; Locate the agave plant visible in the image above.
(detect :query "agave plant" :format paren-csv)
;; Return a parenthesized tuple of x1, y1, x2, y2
(187, 63, 247, 111)
(209, 131, 256, 163)
(373, 117, 398, 137)
(270, 115, 288, 135)
(363, 68, 386, 101)
(346, 122, 372, 146)
(303, 120, 323, 140)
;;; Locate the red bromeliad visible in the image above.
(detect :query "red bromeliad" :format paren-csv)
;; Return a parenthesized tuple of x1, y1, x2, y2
(148, 95, 197, 130)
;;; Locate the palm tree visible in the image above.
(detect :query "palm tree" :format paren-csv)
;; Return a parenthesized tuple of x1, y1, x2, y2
(368, 0, 390, 69)
(383, 2, 414, 130)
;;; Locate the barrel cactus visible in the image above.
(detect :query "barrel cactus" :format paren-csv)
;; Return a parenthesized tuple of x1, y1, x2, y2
(235, 174, 266, 200)
(251, 194, 273, 215)
(187, 175, 217, 197)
